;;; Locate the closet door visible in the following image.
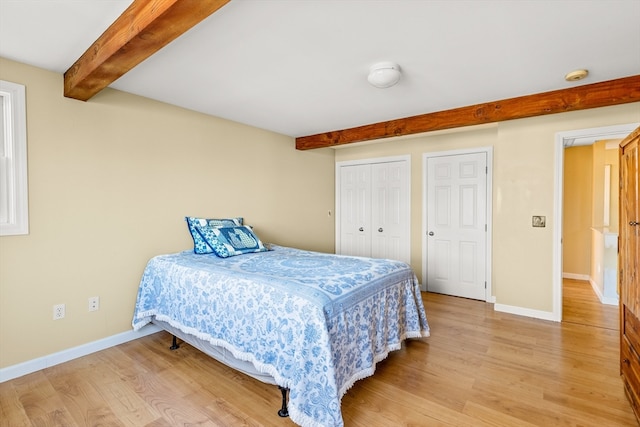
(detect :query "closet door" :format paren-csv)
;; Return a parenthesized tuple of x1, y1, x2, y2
(337, 158, 410, 264)
(339, 164, 372, 257)
(425, 152, 487, 300)
(371, 161, 410, 262)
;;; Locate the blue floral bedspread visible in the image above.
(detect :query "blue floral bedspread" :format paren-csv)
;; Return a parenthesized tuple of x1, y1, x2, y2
(132, 245, 430, 427)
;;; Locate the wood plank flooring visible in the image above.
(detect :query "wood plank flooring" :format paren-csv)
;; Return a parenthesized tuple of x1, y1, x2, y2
(1, 280, 636, 426)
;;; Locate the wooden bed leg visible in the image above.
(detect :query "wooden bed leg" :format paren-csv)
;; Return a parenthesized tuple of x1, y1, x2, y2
(169, 335, 180, 350)
(278, 386, 289, 417)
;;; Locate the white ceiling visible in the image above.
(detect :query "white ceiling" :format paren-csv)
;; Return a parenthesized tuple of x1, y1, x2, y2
(1, 0, 639, 138)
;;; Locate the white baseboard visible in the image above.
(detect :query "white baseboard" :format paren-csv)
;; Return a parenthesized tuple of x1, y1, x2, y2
(588, 277, 619, 306)
(563, 273, 618, 305)
(0, 324, 162, 383)
(600, 296, 619, 306)
(494, 303, 559, 322)
(563, 272, 590, 281)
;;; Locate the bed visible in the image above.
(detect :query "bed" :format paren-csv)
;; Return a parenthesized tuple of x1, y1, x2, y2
(132, 239, 429, 427)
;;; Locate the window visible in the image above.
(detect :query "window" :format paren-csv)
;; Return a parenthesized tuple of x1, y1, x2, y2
(0, 80, 28, 236)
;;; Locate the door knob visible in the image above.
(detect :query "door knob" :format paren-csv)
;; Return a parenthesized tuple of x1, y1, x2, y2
(359, 227, 364, 232)
(630, 221, 639, 226)
(428, 231, 434, 236)
(378, 228, 383, 232)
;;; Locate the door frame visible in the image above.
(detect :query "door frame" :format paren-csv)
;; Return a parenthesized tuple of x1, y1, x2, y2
(335, 155, 411, 258)
(553, 122, 639, 321)
(422, 147, 493, 300)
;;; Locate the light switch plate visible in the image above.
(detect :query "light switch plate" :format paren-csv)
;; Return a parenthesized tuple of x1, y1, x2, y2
(532, 216, 546, 227)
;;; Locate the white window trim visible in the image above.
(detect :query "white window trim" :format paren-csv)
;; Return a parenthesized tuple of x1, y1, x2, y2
(0, 80, 29, 236)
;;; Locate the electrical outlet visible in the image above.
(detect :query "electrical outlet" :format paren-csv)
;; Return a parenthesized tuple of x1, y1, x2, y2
(53, 304, 65, 320)
(88, 296, 99, 312)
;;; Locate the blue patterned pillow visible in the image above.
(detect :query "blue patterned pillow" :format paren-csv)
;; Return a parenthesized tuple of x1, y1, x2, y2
(185, 216, 243, 254)
(192, 225, 231, 256)
(208, 226, 269, 258)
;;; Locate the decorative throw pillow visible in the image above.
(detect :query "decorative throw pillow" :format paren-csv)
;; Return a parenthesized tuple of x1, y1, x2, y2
(208, 226, 269, 258)
(185, 216, 243, 254)
(192, 224, 231, 256)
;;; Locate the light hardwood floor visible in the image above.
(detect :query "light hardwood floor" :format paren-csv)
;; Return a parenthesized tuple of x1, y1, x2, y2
(1, 280, 636, 426)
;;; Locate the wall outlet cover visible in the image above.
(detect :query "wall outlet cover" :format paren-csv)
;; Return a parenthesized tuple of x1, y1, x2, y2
(53, 304, 65, 320)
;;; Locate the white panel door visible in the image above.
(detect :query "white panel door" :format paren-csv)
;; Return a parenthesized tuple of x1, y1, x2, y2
(339, 164, 371, 257)
(426, 152, 487, 300)
(371, 162, 410, 263)
(338, 158, 410, 263)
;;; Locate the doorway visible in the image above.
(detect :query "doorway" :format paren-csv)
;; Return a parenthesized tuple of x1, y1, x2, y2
(553, 123, 638, 321)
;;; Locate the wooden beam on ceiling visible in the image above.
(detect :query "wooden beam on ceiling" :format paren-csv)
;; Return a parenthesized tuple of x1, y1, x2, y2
(64, 0, 230, 101)
(295, 75, 640, 150)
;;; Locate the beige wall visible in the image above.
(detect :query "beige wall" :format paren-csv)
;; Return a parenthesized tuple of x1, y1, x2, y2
(563, 145, 593, 276)
(604, 143, 620, 231)
(0, 58, 336, 368)
(2, 55, 639, 370)
(335, 104, 640, 313)
(592, 141, 608, 229)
